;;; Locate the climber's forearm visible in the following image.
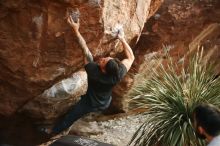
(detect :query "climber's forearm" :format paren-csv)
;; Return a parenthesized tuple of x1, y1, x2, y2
(120, 38, 134, 61)
(74, 30, 93, 63)
(120, 38, 135, 71)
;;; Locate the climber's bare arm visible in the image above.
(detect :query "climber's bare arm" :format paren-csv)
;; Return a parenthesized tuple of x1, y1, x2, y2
(117, 30, 135, 71)
(67, 16, 93, 65)
(74, 30, 93, 64)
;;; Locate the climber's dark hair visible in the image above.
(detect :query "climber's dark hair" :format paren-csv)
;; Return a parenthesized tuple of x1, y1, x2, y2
(105, 58, 121, 79)
(193, 103, 220, 137)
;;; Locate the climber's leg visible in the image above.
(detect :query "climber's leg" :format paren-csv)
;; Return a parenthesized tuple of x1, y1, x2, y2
(52, 96, 97, 134)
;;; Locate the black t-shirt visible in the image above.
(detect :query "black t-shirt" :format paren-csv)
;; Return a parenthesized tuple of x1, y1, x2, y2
(84, 62, 127, 108)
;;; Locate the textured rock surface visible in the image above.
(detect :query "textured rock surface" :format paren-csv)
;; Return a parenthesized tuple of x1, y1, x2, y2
(0, 0, 162, 117)
(21, 71, 87, 120)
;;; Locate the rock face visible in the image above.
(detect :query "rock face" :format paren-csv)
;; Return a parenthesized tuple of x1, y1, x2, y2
(0, 0, 162, 119)
(21, 71, 87, 120)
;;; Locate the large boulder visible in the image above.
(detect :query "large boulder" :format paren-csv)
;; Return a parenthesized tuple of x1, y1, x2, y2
(0, 0, 163, 118)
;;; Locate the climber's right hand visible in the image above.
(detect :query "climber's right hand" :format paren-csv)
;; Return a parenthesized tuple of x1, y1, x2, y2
(67, 16, 80, 32)
(117, 27, 125, 41)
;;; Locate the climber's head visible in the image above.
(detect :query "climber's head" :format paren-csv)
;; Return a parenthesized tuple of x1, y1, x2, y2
(98, 57, 120, 77)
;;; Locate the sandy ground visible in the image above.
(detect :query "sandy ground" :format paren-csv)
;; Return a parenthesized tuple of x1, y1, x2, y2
(69, 113, 147, 146)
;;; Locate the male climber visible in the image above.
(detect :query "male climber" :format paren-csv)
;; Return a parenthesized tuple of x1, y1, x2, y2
(41, 14, 135, 135)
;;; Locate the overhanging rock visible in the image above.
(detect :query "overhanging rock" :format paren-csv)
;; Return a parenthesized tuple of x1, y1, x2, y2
(0, 0, 163, 117)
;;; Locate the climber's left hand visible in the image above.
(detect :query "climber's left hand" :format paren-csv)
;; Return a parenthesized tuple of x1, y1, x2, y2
(67, 16, 79, 32)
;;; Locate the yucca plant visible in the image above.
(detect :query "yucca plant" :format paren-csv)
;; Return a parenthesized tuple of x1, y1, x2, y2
(128, 49, 220, 146)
